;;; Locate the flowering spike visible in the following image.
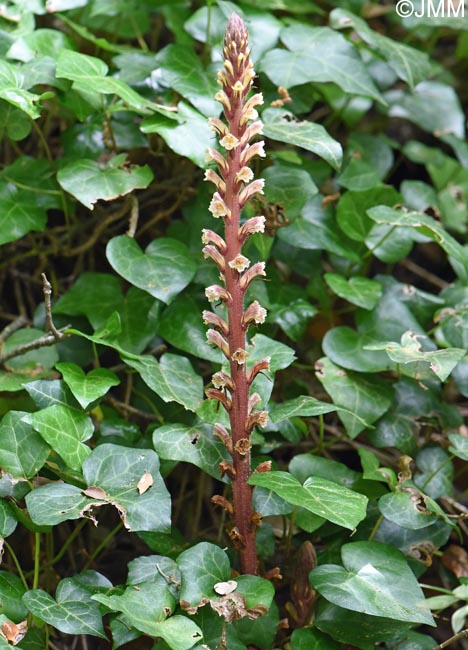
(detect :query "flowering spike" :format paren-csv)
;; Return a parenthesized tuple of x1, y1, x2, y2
(203, 13, 268, 575)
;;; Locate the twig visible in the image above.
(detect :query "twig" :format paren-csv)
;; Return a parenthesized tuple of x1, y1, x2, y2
(126, 195, 139, 238)
(0, 275, 70, 365)
(0, 316, 28, 344)
(399, 258, 449, 290)
(433, 629, 468, 649)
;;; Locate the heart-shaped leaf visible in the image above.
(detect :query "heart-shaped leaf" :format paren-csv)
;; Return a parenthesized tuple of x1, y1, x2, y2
(310, 541, 435, 625)
(106, 236, 196, 304)
(56, 362, 120, 409)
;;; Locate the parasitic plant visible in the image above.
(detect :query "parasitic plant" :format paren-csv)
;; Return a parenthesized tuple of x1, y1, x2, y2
(203, 12, 269, 575)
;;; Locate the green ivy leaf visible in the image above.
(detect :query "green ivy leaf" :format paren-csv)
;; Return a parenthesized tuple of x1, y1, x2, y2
(141, 102, 212, 168)
(378, 491, 438, 530)
(248, 471, 368, 530)
(0, 501, 17, 538)
(0, 60, 42, 118)
(0, 183, 47, 245)
(262, 108, 342, 170)
(367, 206, 468, 276)
(155, 44, 219, 117)
(324, 274, 382, 310)
(122, 352, 203, 412)
(291, 628, 340, 650)
(310, 541, 435, 625)
(316, 357, 393, 438)
(24, 405, 92, 470)
(269, 396, 338, 423)
(82, 443, 171, 532)
(57, 157, 153, 210)
(56, 363, 119, 409)
(177, 542, 231, 609)
(322, 327, 394, 373)
(0, 572, 28, 621)
(366, 330, 466, 382)
(260, 26, 382, 103)
(25, 483, 89, 527)
(152, 423, 230, 481)
(106, 236, 196, 304)
(330, 9, 432, 87)
(22, 587, 106, 638)
(448, 433, 468, 461)
(0, 411, 50, 478)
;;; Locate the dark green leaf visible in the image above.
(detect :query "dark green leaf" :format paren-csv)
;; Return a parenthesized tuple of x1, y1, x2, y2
(291, 628, 340, 650)
(262, 108, 342, 170)
(153, 423, 229, 481)
(56, 363, 119, 409)
(25, 405, 92, 470)
(177, 542, 231, 609)
(323, 327, 394, 373)
(57, 157, 153, 210)
(0, 411, 50, 478)
(310, 541, 434, 625)
(106, 236, 196, 304)
(248, 471, 368, 530)
(316, 357, 393, 438)
(379, 491, 438, 530)
(324, 274, 382, 310)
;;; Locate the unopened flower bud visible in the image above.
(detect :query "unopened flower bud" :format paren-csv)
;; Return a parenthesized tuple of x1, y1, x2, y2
(206, 329, 230, 357)
(202, 310, 229, 336)
(205, 148, 228, 173)
(248, 393, 262, 413)
(201, 229, 227, 253)
(215, 90, 231, 112)
(204, 169, 226, 193)
(206, 388, 231, 411)
(213, 422, 232, 453)
(208, 117, 229, 136)
(247, 357, 271, 384)
(239, 262, 266, 290)
(228, 254, 250, 273)
(241, 121, 264, 145)
(203, 245, 226, 271)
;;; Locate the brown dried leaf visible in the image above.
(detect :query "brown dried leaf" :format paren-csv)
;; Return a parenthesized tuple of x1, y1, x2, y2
(137, 471, 153, 495)
(1, 620, 27, 645)
(82, 486, 108, 500)
(442, 544, 468, 578)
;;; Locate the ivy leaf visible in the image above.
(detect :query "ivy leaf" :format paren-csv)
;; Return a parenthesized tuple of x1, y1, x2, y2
(0, 182, 47, 245)
(310, 541, 435, 625)
(248, 471, 368, 530)
(53, 272, 124, 329)
(378, 491, 438, 530)
(0, 501, 18, 538)
(366, 330, 466, 381)
(260, 26, 382, 103)
(24, 405, 93, 471)
(448, 433, 468, 461)
(141, 102, 213, 168)
(0, 411, 50, 478)
(56, 363, 119, 409)
(106, 236, 196, 304)
(0, 60, 42, 118)
(25, 483, 89, 527)
(122, 352, 203, 412)
(0, 572, 28, 621)
(22, 587, 106, 638)
(177, 542, 231, 610)
(330, 9, 432, 87)
(323, 327, 394, 373)
(152, 423, 230, 481)
(82, 444, 171, 532)
(57, 157, 153, 210)
(291, 628, 340, 650)
(367, 206, 468, 277)
(324, 274, 382, 310)
(56, 49, 150, 110)
(316, 357, 393, 438)
(269, 396, 338, 422)
(262, 108, 342, 170)
(155, 44, 219, 117)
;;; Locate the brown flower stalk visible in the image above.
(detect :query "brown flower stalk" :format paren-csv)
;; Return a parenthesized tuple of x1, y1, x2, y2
(203, 13, 269, 575)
